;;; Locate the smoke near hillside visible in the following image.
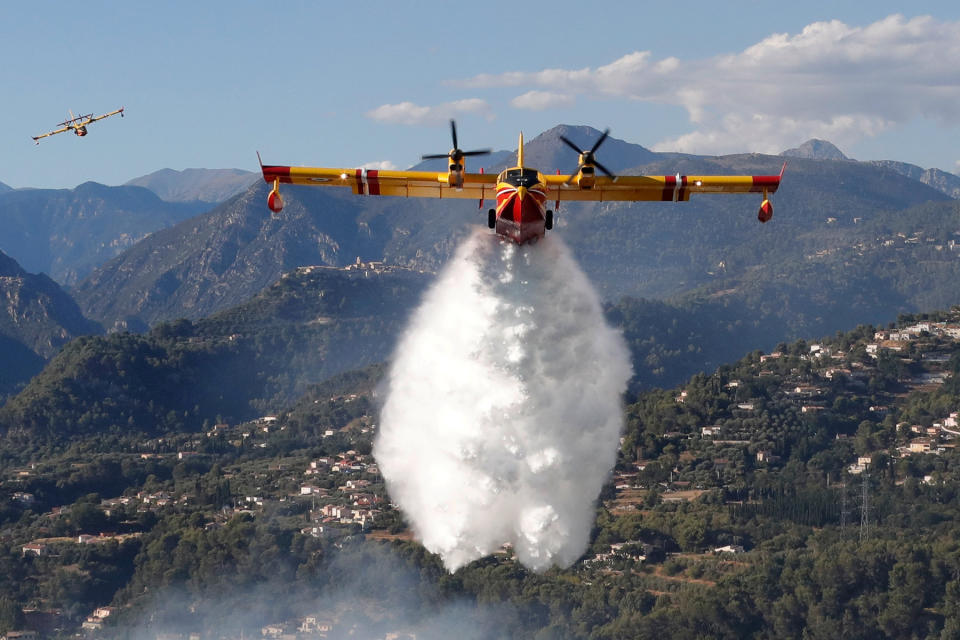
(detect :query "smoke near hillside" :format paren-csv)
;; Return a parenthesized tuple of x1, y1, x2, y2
(117, 543, 517, 640)
(375, 228, 632, 572)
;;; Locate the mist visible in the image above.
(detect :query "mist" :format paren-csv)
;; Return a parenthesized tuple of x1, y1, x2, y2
(116, 542, 519, 640)
(375, 227, 632, 572)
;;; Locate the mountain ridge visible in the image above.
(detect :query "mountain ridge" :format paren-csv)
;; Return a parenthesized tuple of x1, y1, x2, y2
(0, 250, 103, 399)
(866, 160, 960, 198)
(0, 182, 209, 285)
(123, 167, 257, 203)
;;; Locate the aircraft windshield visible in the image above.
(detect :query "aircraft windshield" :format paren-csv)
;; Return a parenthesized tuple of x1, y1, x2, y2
(501, 168, 541, 188)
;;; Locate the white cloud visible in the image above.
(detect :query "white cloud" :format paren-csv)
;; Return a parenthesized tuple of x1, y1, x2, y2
(460, 14, 960, 155)
(653, 113, 893, 156)
(359, 160, 398, 170)
(510, 91, 575, 111)
(366, 99, 493, 125)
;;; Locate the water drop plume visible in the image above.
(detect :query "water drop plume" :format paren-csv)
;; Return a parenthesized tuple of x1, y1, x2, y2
(375, 227, 632, 572)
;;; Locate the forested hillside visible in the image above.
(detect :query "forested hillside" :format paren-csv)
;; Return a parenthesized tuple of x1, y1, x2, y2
(0, 264, 428, 445)
(3, 310, 960, 637)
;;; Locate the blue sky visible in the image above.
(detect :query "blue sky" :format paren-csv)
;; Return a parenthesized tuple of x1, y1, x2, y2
(3, 1, 960, 189)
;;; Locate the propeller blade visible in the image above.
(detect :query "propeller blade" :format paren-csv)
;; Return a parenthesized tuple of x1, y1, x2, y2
(422, 120, 489, 165)
(590, 128, 610, 154)
(559, 135, 583, 154)
(594, 160, 615, 178)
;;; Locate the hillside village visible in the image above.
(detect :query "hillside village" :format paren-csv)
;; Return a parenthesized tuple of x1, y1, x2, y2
(598, 312, 960, 562)
(652, 315, 960, 480)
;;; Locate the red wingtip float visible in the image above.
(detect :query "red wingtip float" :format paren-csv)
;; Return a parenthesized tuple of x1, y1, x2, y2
(756, 162, 787, 223)
(267, 180, 284, 214)
(758, 199, 774, 223)
(258, 122, 784, 244)
(258, 152, 285, 213)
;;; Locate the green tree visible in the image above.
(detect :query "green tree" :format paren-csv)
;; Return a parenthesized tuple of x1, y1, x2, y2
(0, 597, 25, 634)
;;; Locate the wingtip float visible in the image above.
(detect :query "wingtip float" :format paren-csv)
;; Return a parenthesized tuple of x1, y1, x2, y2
(756, 161, 788, 223)
(259, 122, 784, 244)
(32, 106, 124, 144)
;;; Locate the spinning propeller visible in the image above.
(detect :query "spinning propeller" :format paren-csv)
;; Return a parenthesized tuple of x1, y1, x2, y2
(560, 128, 614, 183)
(422, 120, 491, 165)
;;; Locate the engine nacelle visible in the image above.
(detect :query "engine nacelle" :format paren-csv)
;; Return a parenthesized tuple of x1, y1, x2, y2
(267, 189, 284, 214)
(758, 199, 773, 223)
(447, 164, 465, 189)
(576, 164, 596, 190)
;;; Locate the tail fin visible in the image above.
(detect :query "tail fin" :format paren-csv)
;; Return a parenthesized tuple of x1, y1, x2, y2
(517, 132, 524, 167)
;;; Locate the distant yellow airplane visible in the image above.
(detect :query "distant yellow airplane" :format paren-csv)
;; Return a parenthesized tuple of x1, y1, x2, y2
(32, 107, 124, 144)
(260, 121, 784, 245)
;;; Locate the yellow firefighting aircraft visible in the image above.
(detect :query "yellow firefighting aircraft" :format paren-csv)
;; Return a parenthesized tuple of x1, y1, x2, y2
(259, 121, 784, 245)
(32, 107, 124, 144)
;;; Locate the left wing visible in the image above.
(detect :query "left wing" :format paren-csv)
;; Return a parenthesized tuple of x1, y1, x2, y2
(32, 126, 70, 143)
(543, 172, 782, 202)
(261, 164, 497, 200)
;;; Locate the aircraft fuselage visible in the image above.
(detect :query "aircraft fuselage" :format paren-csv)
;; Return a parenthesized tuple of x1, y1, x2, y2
(495, 167, 548, 244)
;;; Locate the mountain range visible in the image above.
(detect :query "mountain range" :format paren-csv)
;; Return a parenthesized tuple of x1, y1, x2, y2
(0, 182, 208, 285)
(3, 123, 960, 419)
(65, 126, 956, 332)
(71, 183, 407, 331)
(780, 138, 960, 198)
(123, 167, 257, 203)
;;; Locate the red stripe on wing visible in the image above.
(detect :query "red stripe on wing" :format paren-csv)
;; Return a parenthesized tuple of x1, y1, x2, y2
(750, 175, 781, 193)
(262, 165, 292, 184)
(661, 175, 676, 202)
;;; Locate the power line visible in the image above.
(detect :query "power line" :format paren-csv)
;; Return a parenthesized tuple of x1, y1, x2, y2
(839, 482, 850, 533)
(859, 473, 870, 542)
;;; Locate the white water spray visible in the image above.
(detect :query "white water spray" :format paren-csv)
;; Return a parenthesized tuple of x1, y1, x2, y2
(375, 228, 632, 572)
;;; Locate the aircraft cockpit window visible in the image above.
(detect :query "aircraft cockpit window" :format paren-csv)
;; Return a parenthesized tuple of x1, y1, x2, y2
(503, 168, 541, 188)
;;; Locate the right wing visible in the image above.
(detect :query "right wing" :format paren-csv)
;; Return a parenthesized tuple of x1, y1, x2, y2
(260, 163, 497, 200)
(87, 107, 124, 123)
